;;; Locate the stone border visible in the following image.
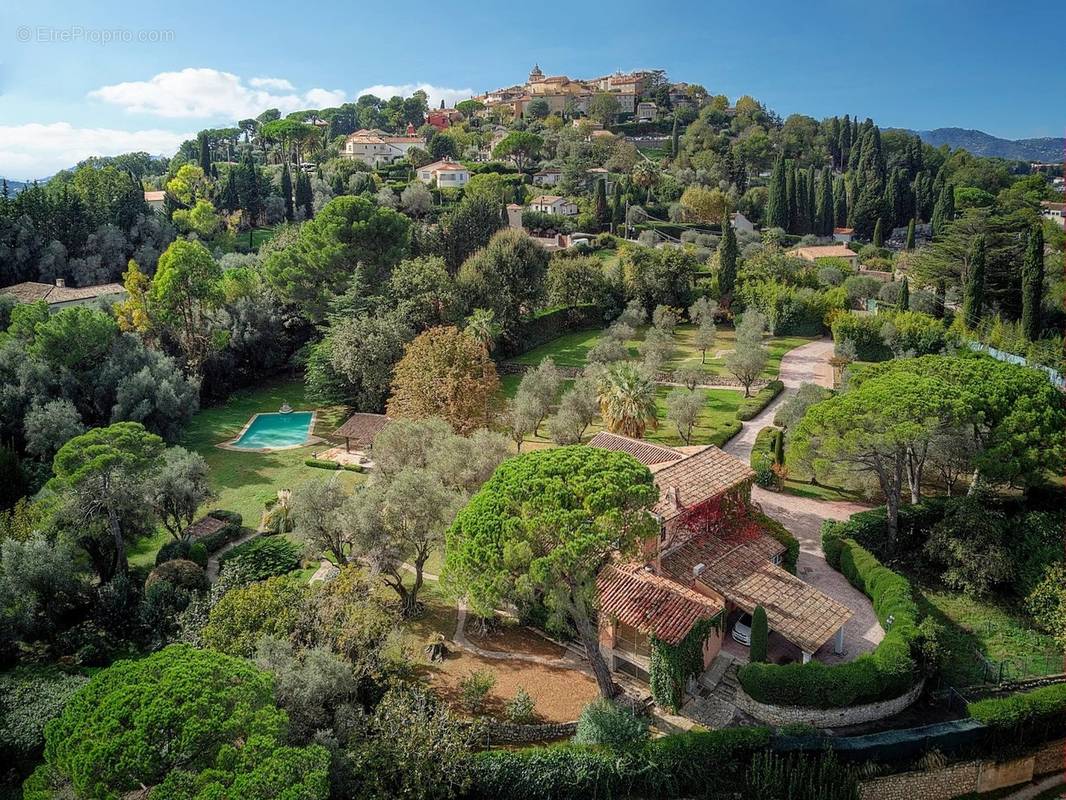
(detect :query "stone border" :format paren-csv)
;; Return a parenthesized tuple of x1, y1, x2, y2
(217, 410, 322, 452)
(480, 720, 578, 745)
(734, 678, 924, 729)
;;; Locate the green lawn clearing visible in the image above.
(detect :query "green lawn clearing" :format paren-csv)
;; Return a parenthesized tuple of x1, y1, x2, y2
(180, 378, 364, 535)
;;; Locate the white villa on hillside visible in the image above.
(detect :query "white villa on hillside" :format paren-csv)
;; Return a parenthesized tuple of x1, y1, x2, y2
(529, 195, 579, 216)
(343, 128, 426, 166)
(417, 159, 471, 188)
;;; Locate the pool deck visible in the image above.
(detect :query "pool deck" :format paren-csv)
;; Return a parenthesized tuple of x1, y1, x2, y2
(217, 410, 323, 452)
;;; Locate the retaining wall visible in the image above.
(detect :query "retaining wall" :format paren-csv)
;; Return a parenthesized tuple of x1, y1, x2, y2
(734, 679, 924, 728)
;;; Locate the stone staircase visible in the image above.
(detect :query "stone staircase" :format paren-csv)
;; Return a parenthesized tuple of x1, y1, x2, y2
(682, 654, 740, 729)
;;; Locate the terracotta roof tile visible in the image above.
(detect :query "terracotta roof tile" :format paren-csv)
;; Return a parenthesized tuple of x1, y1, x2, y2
(651, 446, 755, 521)
(186, 516, 226, 541)
(587, 432, 683, 467)
(597, 563, 722, 645)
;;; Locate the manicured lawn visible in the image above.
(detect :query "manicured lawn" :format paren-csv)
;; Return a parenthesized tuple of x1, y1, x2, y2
(501, 376, 744, 449)
(512, 324, 815, 382)
(179, 378, 364, 534)
(917, 586, 1064, 686)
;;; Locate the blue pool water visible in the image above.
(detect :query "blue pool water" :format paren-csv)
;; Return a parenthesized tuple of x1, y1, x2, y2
(231, 412, 313, 449)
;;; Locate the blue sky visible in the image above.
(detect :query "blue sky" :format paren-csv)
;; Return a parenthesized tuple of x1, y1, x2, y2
(1, 0, 1062, 178)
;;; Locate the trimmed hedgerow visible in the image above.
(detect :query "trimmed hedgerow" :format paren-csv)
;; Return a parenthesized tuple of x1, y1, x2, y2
(305, 458, 340, 470)
(736, 381, 785, 421)
(468, 726, 771, 800)
(709, 419, 743, 447)
(737, 536, 920, 708)
(968, 683, 1066, 741)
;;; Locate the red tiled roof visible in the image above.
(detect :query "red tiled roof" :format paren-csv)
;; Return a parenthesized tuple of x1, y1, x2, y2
(597, 563, 722, 645)
(587, 432, 683, 468)
(651, 446, 755, 521)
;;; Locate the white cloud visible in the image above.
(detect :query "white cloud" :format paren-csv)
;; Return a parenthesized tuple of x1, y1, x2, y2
(0, 122, 192, 180)
(249, 77, 295, 91)
(88, 68, 347, 119)
(357, 83, 474, 109)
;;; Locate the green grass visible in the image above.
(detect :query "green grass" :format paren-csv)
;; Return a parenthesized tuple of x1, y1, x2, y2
(179, 378, 365, 534)
(748, 425, 867, 504)
(502, 376, 743, 449)
(512, 324, 815, 382)
(917, 586, 1064, 687)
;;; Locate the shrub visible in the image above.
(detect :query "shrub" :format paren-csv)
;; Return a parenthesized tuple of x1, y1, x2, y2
(1009, 511, 1066, 597)
(738, 538, 919, 708)
(750, 606, 768, 663)
(459, 669, 496, 715)
(923, 498, 1013, 597)
(218, 535, 300, 582)
(197, 510, 243, 553)
(342, 463, 364, 473)
(188, 541, 208, 567)
(0, 668, 89, 768)
(506, 687, 537, 724)
(753, 454, 776, 488)
(305, 458, 340, 470)
(737, 380, 784, 420)
(201, 575, 306, 657)
(469, 727, 771, 800)
(145, 559, 207, 593)
(750, 509, 799, 573)
(879, 311, 951, 357)
(832, 313, 892, 361)
(968, 683, 1066, 743)
(156, 539, 191, 565)
(739, 280, 841, 336)
(709, 419, 742, 447)
(573, 699, 649, 748)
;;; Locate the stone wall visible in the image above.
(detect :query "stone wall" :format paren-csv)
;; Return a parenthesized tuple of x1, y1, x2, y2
(858, 738, 1066, 800)
(734, 679, 924, 728)
(858, 762, 980, 800)
(481, 720, 577, 745)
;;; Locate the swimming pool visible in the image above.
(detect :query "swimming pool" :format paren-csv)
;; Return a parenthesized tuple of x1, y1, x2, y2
(229, 411, 315, 450)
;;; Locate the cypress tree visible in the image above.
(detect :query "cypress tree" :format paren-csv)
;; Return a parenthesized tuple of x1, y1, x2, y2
(934, 279, 946, 319)
(295, 171, 313, 220)
(718, 214, 738, 297)
(611, 179, 624, 229)
(816, 169, 834, 236)
(750, 605, 768, 664)
(931, 183, 954, 238)
(838, 114, 852, 168)
(773, 429, 785, 466)
(898, 276, 910, 310)
(198, 134, 211, 174)
(883, 168, 903, 230)
(962, 234, 986, 328)
(786, 163, 797, 233)
(806, 168, 816, 235)
(872, 217, 883, 247)
(280, 163, 294, 222)
(670, 117, 680, 159)
(833, 175, 848, 227)
(852, 128, 887, 239)
(219, 173, 239, 212)
(795, 169, 809, 234)
(905, 218, 915, 250)
(593, 178, 608, 228)
(1021, 224, 1045, 340)
(765, 155, 788, 231)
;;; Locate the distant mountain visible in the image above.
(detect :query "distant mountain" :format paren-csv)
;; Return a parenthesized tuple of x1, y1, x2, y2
(1, 178, 31, 194)
(899, 128, 1063, 162)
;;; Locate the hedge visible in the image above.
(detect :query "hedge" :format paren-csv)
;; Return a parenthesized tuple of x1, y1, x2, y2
(467, 726, 771, 800)
(502, 304, 606, 358)
(305, 458, 340, 470)
(968, 683, 1066, 743)
(197, 510, 243, 554)
(831, 314, 892, 361)
(736, 380, 784, 421)
(218, 535, 300, 581)
(709, 419, 742, 447)
(738, 536, 920, 708)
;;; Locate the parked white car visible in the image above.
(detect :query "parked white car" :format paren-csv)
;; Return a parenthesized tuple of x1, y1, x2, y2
(731, 613, 753, 646)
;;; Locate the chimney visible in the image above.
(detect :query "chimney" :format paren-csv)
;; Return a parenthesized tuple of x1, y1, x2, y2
(665, 486, 679, 510)
(54, 278, 65, 288)
(692, 563, 706, 579)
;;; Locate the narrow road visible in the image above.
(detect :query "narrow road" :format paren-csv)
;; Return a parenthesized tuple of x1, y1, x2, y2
(725, 338, 884, 659)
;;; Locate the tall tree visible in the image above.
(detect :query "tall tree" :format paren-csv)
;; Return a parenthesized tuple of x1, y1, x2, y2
(931, 183, 955, 238)
(280, 163, 294, 222)
(670, 117, 680, 159)
(148, 239, 223, 374)
(1020, 224, 1045, 340)
(962, 234, 986, 328)
(593, 178, 609, 229)
(294, 171, 313, 220)
(718, 214, 738, 297)
(610, 179, 625, 229)
(445, 447, 659, 699)
(898, 276, 910, 311)
(905, 218, 916, 250)
(872, 218, 883, 247)
(816, 168, 834, 236)
(198, 133, 211, 175)
(833, 174, 848, 227)
(765, 155, 788, 231)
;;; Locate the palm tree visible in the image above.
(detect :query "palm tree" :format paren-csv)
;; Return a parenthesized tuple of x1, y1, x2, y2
(596, 362, 658, 439)
(464, 308, 501, 353)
